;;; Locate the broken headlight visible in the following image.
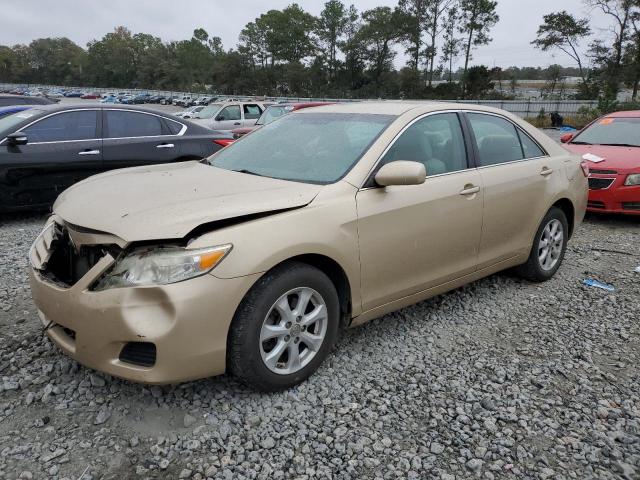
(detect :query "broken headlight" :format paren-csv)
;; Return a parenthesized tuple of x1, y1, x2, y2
(93, 244, 232, 290)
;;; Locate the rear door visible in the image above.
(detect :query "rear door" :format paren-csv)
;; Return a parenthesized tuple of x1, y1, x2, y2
(102, 109, 179, 170)
(242, 104, 263, 126)
(0, 109, 102, 209)
(464, 112, 561, 268)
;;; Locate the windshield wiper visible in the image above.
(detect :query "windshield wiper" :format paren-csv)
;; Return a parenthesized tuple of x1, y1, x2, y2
(233, 169, 264, 177)
(569, 141, 592, 145)
(598, 143, 639, 148)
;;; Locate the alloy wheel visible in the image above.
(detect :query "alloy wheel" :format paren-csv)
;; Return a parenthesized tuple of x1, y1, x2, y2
(538, 219, 564, 271)
(260, 287, 328, 375)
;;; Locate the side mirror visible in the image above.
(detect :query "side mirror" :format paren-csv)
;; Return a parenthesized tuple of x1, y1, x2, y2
(7, 132, 28, 146)
(375, 161, 426, 187)
(560, 133, 574, 144)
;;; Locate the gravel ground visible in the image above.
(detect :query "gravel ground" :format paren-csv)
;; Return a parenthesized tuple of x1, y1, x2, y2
(1, 132, 640, 480)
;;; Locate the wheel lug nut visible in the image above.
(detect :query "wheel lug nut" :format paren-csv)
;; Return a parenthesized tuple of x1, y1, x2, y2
(284, 335, 290, 341)
(285, 322, 292, 328)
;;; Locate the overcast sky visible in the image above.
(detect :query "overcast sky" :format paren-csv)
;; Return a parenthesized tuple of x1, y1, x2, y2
(1, 0, 613, 69)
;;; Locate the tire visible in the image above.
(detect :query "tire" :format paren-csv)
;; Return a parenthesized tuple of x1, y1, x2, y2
(227, 262, 340, 391)
(516, 206, 569, 282)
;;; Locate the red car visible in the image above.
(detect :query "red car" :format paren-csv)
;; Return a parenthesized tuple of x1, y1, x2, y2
(561, 111, 640, 215)
(80, 92, 101, 99)
(231, 102, 333, 139)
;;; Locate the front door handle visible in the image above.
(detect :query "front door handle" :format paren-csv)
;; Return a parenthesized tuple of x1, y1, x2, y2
(156, 143, 175, 149)
(460, 185, 480, 196)
(78, 149, 100, 155)
(234, 122, 241, 126)
(540, 167, 554, 176)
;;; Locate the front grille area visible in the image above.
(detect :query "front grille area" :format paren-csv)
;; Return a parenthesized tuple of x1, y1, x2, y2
(39, 226, 120, 287)
(588, 200, 606, 209)
(622, 202, 640, 211)
(590, 169, 617, 175)
(119, 342, 157, 367)
(588, 178, 615, 190)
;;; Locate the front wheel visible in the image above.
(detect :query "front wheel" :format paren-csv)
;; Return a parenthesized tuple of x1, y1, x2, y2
(516, 207, 569, 282)
(227, 262, 340, 391)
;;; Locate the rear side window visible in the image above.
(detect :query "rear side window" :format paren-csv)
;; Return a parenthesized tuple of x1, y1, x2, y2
(24, 111, 98, 142)
(105, 111, 163, 138)
(165, 119, 184, 135)
(243, 104, 262, 119)
(380, 113, 468, 176)
(468, 113, 524, 166)
(518, 130, 545, 158)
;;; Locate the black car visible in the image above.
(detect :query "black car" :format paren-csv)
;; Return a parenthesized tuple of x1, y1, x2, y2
(0, 104, 231, 212)
(0, 94, 57, 107)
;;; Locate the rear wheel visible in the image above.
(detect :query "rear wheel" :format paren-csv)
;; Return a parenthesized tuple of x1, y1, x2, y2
(227, 262, 339, 391)
(516, 207, 568, 282)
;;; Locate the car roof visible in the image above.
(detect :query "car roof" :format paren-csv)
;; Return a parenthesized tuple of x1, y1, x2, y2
(23, 103, 175, 115)
(605, 110, 640, 118)
(295, 101, 515, 116)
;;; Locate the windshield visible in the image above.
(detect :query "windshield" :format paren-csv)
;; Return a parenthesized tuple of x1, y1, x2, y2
(257, 105, 291, 126)
(573, 117, 640, 147)
(0, 109, 42, 136)
(195, 103, 223, 119)
(210, 112, 394, 184)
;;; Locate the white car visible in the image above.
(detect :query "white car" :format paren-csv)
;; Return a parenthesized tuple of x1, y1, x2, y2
(175, 105, 206, 119)
(191, 102, 266, 130)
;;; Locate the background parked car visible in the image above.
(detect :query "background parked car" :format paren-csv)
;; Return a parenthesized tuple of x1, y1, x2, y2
(192, 102, 266, 130)
(0, 104, 232, 211)
(81, 92, 101, 99)
(0, 94, 57, 107)
(561, 110, 640, 215)
(175, 105, 206, 119)
(0, 105, 32, 118)
(232, 102, 332, 139)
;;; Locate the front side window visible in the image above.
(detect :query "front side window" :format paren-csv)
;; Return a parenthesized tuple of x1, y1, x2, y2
(211, 112, 394, 184)
(24, 111, 98, 143)
(195, 103, 222, 119)
(572, 117, 640, 147)
(468, 113, 524, 166)
(218, 105, 241, 121)
(380, 113, 468, 176)
(243, 104, 262, 120)
(105, 111, 163, 138)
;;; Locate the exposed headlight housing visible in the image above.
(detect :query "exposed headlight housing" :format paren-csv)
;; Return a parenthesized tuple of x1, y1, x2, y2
(93, 244, 232, 291)
(624, 174, 640, 186)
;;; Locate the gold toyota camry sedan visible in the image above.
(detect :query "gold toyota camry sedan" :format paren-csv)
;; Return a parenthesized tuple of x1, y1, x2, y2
(28, 102, 588, 391)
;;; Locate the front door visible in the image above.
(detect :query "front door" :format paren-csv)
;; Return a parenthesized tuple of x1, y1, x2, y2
(212, 104, 243, 130)
(0, 109, 102, 209)
(356, 112, 483, 312)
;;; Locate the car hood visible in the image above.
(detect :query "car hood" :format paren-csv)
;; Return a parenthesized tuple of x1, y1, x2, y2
(53, 161, 322, 243)
(563, 144, 640, 172)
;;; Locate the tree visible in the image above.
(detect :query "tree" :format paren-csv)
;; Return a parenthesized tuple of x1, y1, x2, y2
(586, 0, 636, 98)
(440, 4, 462, 83)
(357, 7, 404, 90)
(532, 11, 591, 82)
(425, 0, 454, 86)
(463, 65, 493, 97)
(458, 0, 499, 96)
(397, 0, 430, 73)
(86, 27, 137, 87)
(316, 0, 351, 80)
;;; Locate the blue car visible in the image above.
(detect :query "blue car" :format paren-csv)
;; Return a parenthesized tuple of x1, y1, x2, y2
(0, 105, 32, 118)
(100, 95, 121, 104)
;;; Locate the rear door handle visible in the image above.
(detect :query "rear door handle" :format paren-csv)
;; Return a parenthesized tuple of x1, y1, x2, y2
(234, 122, 241, 126)
(460, 185, 480, 196)
(540, 167, 553, 176)
(78, 149, 100, 155)
(156, 143, 175, 149)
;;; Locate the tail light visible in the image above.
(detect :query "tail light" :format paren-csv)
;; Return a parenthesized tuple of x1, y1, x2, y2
(580, 161, 589, 177)
(213, 139, 234, 148)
